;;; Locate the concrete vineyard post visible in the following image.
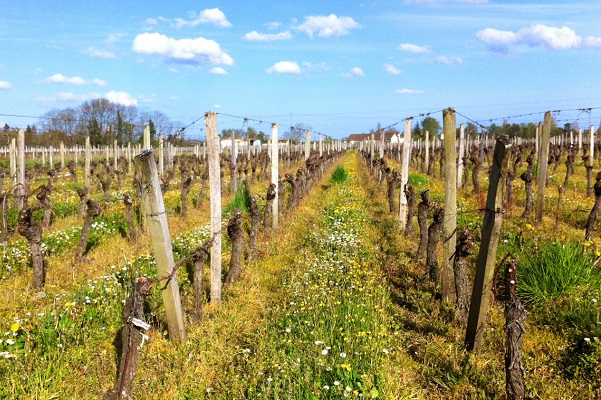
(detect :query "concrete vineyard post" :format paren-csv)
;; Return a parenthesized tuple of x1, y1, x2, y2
(231, 130, 237, 194)
(271, 123, 279, 229)
(590, 125, 595, 164)
(205, 112, 222, 304)
(535, 112, 552, 226)
(442, 108, 458, 302)
(60, 142, 65, 170)
(135, 151, 186, 342)
(465, 136, 511, 352)
(399, 118, 412, 230)
(9, 138, 16, 183)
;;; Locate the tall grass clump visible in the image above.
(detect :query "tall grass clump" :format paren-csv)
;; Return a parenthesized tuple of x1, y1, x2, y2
(330, 165, 349, 184)
(517, 239, 600, 305)
(224, 179, 252, 215)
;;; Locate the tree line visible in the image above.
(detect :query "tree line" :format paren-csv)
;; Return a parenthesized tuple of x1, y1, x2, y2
(2, 98, 184, 148)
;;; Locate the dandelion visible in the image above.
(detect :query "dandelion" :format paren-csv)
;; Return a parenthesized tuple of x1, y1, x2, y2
(10, 323, 19, 332)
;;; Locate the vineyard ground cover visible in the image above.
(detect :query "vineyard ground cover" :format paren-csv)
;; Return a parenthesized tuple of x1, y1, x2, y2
(1, 147, 601, 398)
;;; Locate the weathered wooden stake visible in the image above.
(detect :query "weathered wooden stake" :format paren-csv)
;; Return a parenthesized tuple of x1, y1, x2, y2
(271, 123, 279, 228)
(205, 112, 222, 304)
(399, 118, 412, 230)
(465, 135, 511, 352)
(535, 112, 552, 226)
(442, 108, 457, 302)
(305, 130, 311, 161)
(135, 150, 186, 341)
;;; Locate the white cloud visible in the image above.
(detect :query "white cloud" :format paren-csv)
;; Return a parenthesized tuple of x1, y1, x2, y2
(145, 18, 158, 27)
(302, 61, 329, 72)
(342, 67, 364, 77)
(86, 47, 116, 59)
(267, 61, 301, 74)
(209, 67, 228, 75)
(243, 31, 293, 41)
(395, 88, 425, 95)
(43, 73, 106, 86)
(384, 63, 401, 75)
(265, 22, 282, 30)
(0, 80, 12, 90)
(175, 8, 232, 28)
(297, 14, 360, 38)
(132, 32, 234, 65)
(35, 90, 138, 105)
(398, 43, 431, 54)
(105, 90, 138, 106)
(435, 56, 463, 65)
(105, 33, 125, 46)
(35, 92, 100, 103)
(477, 24, 601, 53)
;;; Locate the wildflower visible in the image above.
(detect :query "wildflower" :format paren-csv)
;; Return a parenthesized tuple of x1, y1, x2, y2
(321, 349, 329, 355)
(285, 328, 291, 333)
(584, 337, 591, 343)
(340, 352, 347, 358)
(333, 381, 340, 386)
(65, 301, 74, 308)
(346, 386, 352, 392)
(382, 348, 389, 354)
(5, 339, 15, 345)
(315, 340, 324, 345)
(10, 323, 19, 332)
(267, 377, 273, 382)
(323, 385, 330, 390)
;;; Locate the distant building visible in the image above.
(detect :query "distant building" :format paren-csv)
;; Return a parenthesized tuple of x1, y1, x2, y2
(346, 131, 400, 144)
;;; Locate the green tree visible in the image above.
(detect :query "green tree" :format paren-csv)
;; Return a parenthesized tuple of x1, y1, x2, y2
(421, 117, 441, 137)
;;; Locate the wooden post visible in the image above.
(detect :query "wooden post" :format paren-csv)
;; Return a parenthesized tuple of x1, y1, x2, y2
(143, 126, 151, 151)
(9, 138, 16, 183)
(271, 123, 279, 229)
(135, 150, 186, 341)
(442, 108, 457, 302)
(158, 135, 164, 177)
(465, 135, 511, 352)
(305, 130, 311, 161)
(231, 130, 238, 194)
(535, 112, 552, 226)
(205, 112, 222, 304)
(425, 130, 430, 173)
(60, 141, 65, 170)
(457, 123, 465, 189)
(399, 118, 412, 230)
(15, 129, 25, 211)
(590, 125, 595, 164)
(85, 136, 91, 188)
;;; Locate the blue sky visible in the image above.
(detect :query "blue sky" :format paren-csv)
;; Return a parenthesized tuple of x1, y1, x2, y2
(1, 0, 601, 140)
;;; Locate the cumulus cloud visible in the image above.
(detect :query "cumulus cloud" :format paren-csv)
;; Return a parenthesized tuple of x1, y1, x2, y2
(243, 31, 293, 41)
(174, 8, 232, 28)
(43, 73, 107, 86)
(266, 61, 301, 74)
(297, 14, 360, 38)
(384, 63, 402, 75)
(398, 43, 431, 54)
(35, 92, 100, 103)
(435, 56, 463, 65)
(395, 88, 425, 95)
(86, 47, 116, 59)
(105, 90, 138, 106)
(477, 24, 601, 53)
(35, 90, 138, 105)
(342, 67, 364, 77)
(0, 80, 12, 90)
(132, 32, 234, 65)
(209, 67, 228, 75)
